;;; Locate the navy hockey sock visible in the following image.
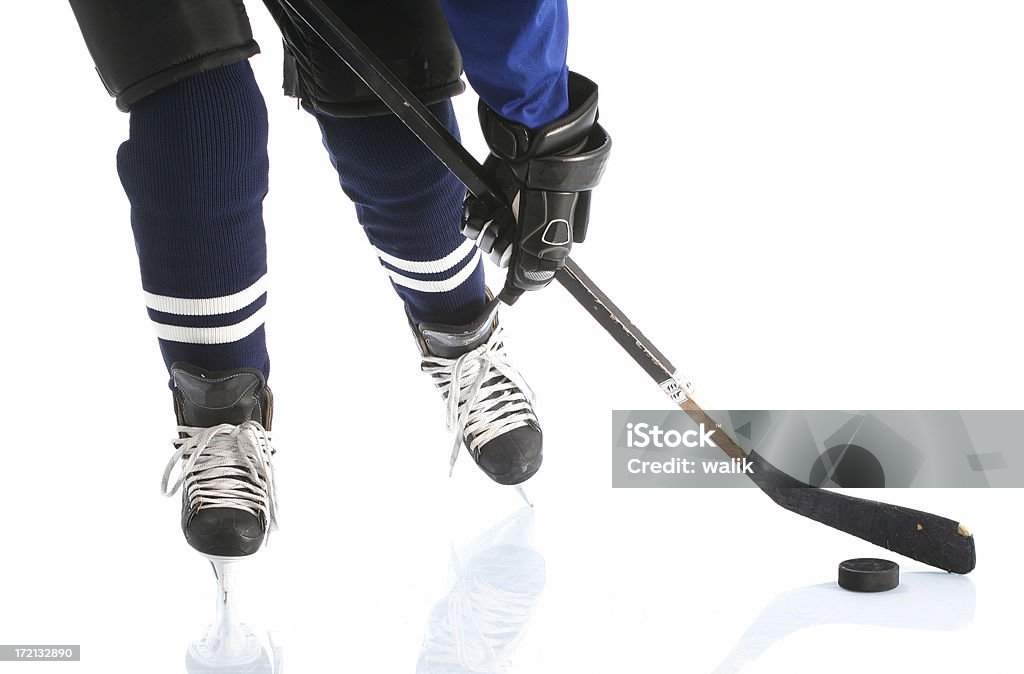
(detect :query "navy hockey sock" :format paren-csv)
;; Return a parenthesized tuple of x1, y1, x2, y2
(312, 101, 486, 326)
(116, 60, 271, 380)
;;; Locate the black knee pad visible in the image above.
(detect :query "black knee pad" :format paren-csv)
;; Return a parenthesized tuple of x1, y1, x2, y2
(263, 0, 465, 117)
(69, 0, 260, 111)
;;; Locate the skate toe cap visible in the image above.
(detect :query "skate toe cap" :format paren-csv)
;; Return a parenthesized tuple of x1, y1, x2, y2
(185, 508, 265, 557)
(476, 425, 543, 486)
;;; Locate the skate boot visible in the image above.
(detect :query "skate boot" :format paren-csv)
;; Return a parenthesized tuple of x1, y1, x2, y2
(160, 363, 278, 560)
(411, 297, 542, 485)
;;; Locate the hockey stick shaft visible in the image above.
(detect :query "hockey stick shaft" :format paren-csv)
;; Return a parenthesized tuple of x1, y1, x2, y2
(280, 0, 975, 574)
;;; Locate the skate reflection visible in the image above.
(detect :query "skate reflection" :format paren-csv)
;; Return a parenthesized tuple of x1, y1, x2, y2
(711, 572, 976, 673)
(417, 507, 546, 674)
(184, 559, 283, 673)
(185, 625, 280, 673)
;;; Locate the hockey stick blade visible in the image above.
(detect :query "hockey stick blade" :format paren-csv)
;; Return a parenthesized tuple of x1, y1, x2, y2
(758, 475, 976, 575)
(738, 447, 975, 574)
(281, 0, 976, 574)
(678, 378, 977, 574)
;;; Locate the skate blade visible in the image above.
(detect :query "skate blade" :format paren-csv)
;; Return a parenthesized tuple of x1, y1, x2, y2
(514, 485, 534, 508)
(201, 554, 248, 605)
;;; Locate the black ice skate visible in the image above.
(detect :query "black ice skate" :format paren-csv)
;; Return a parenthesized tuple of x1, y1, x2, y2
(160, 363, 278, 562)
(411, 297, 542, 485)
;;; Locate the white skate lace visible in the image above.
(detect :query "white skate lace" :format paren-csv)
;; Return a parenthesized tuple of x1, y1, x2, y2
(160, 421, 279, 538)
(421, 324, 537, 475)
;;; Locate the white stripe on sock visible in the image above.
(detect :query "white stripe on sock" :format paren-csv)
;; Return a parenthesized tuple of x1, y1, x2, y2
(386, 252, 481, 293)
(375, 239, 476, 274)
(144, 275, 268, 316)
(152, 307, 267, 344)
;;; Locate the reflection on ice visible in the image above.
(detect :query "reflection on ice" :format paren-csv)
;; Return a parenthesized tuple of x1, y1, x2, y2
(179, 507, 543, 672)
(184, 559, 283, 673)
(186, 626, 278, 673)
(417, 507, 546, 673)
(712, 572, 976, 673)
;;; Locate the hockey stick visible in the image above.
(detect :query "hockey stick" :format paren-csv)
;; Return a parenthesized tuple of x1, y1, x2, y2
(280, 0, 977, 574)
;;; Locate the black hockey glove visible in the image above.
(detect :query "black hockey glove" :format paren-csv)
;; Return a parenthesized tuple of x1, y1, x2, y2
(461, 72, 611, 303)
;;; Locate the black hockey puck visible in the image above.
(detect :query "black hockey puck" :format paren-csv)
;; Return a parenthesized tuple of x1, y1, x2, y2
(838, 558, 899, 592)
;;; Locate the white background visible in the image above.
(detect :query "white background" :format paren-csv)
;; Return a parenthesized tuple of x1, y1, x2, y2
(1, 1, 1022, 672)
